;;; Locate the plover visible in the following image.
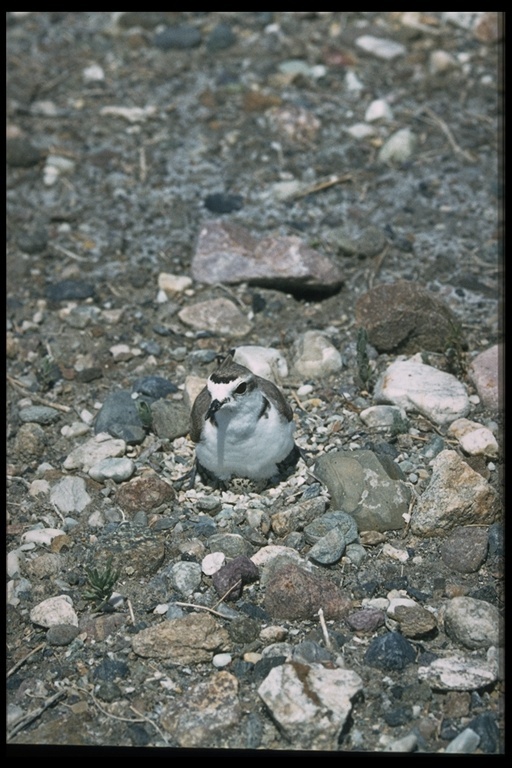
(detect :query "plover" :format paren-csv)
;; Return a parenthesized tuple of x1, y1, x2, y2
(190, 353, 300, 487)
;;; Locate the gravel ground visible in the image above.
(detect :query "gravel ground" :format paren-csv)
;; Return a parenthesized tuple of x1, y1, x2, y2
(7, 12, 503, 753)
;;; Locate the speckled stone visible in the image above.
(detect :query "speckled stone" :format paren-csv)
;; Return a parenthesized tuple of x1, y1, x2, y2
(132, 613, 229, 663)
(441, 526, 489, 572)
(355, 281, 463, 354)
(115, 474, 175, 514)
(264, 562, 352, 620)
(364, 631, 416, 670)
(212, 555, 259, 601)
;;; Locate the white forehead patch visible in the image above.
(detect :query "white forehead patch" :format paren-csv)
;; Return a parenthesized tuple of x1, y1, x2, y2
(208, 377, 244, 403)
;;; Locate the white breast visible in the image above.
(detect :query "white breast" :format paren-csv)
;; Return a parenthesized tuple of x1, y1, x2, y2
(196, 391, 295, 481)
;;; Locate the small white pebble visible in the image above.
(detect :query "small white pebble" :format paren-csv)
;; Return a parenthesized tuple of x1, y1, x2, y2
(212, 653, 232, 668)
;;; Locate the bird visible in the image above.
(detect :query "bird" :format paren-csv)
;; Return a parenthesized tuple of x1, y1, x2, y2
(190, 353, 300, 488)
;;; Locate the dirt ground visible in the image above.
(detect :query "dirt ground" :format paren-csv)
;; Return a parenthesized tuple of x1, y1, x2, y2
(7, 12, 503, 753)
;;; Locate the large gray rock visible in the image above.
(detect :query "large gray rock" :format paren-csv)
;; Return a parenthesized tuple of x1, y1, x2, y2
(258, 662, 363, 750)
(314, 449, 411, 532)
(355, 281, 464, 354)
(191, 220, 343, 295)
(411, 450, 501, 536)
(374, 358, 470, 426)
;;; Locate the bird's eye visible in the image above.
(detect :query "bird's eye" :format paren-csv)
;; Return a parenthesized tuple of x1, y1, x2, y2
(235, 382, 247, 394)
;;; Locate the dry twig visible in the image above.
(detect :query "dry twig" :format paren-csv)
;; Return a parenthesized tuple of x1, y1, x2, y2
(7, 375, 71, 413)
(174, 602, 235, 619)
(422, 106, 477, 163)
(7, 690, 65, 740)
(292, 173, 353, 199)
(7, 643, 46, 678)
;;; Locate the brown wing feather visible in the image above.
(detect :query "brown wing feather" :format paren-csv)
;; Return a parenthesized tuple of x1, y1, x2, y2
(190, 386, 212, 443)
(256, 376, 293, 421)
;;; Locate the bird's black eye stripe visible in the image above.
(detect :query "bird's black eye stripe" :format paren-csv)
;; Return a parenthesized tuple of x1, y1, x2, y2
(235, 382, 247, 394)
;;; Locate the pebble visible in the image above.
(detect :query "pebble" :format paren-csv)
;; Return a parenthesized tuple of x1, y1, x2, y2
(169, 561, 202, 598)
(383, 733, 418, 752)
(88, 457, 135, 483)
(389, 604, 437, 638)
(201, 552, 225, 575)
(204, 192, 243, 213)
(441, 526, 488, 572)
(314, 449, 411, 532)
(115, 474, 175, 514)
(374, 359, 470, 426)
(304, 510, 359, 546)
(206, 22, 237, 51)
(178, 298, 252, 338)
(150, 400, 190, 440)
(30, 595, 79, 628)
(62, 305, 100, 329)
(355, 281, 463, 354)
(25, 552, 62, 579)
(258, 662, 363, 750)
(212, 652, 233, 668)
(468, 344, 501, 412)
(94, 390, 147, 442)
(110, 343, 142, 362)
(345, 123, 376, 140)
(277, 59, 326, 80)
(28, 480, 50, 497)
(46, 279, 95, 302)
(364, 631, 417, 670)
(293, 331, 342, 378)
(448, 418, 498, 457)
(355, 35, 406, 60)
(50, 476, 92, 514)
(191, 220, 343, 296)
(208, 533, 248, 558)
(153, 24, 202, 50)
(21, 527, 65, 547)
(160, 671, 240, 748)
(46, 624, 80, 646)
(16, 223, 48, 254)
(233, 345, 288, 383)
(263, 562, 351, 620)
(344, 542, 367, 566)
(7, 550, 23, 579)
(82, 63, 105, 82)
(18, 405, 61, 425)
(132, 613, 229, 663)
(157, 272, 193, 296)
(271, 497, 326, 537)
(443, 596, 501, 650)
(307, 527, 346, 565)
(6, 136, 43, 167)
(411, 450, 500, 536)
(364, 99, 393, 122)
(132, 375, 178, 399)
(7, 578, 32, 607)
(467, 712, 500, 753)
(15, 423, 47, 461)
(346, 608, 385, 633)
(63, 433, 127, 473)
(378, 128, 417, 164)
(382, 542, 409, 563)
(212, 555, 259, 601)
(418, 653, 498, 690)
(429, 50, 458, 75)
(488, 522, 503, 557)
(444, 727, 480, 754)
(359, 405, 409, 432)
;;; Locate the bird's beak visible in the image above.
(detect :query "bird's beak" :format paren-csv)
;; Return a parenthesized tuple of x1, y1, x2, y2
(206, 399, 223, 421)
